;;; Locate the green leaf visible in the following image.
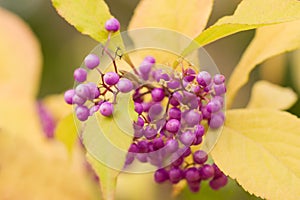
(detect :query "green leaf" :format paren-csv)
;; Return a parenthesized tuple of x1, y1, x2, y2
(247, 81, 297, 110)
(86, 153, 119, 200)
(54, 114, 78, 153)
(52, 0, 113, 42)
(227, 19, 300, 107)
(193, 0, 300, 47)
(211, 109, 300, 200)
(129, 0, 213, 38)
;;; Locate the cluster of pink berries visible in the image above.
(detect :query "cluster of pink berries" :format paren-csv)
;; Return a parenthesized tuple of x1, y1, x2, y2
(64, 17, 228, 193)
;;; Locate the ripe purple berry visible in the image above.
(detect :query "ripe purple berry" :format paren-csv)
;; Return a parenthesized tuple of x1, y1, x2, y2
(169, 168, 183, 184)
(196, 71, 211, 87)
(84, 54, 100, 69)
(206, 99, 222, 113)
(193, 150, 208, 164)
(184, 110, 202, 126)
(165, 139, 179, 153)
(185, 167, 201, 182)
(209, 113, 224, 129)
(154, 169, 169, 183)
(214, 83, 226, 96)
(75, 84, 90, 100)
(180, 130, 195, 146)
(105, 18, 120, 32)
(74, 68, 87, 82)
(209, 174, 228, 190)
(64, 89, 75, 104)
(166, 119, 180, 133)
(213, 74, 225, 85)
(151, 88, 165, 102)
(104, 72, 119, 85)
(168, 107, 181, 120)
(199, 164, 215, 180)
(72, 95, 86, 105)
(89, 105, 100, 116)
(117, 78, 133, 93)
(76, 105, 89, 121)
(99, 102, 114, 117)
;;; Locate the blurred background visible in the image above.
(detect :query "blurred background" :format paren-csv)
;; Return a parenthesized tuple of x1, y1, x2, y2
(0, 0, 299, 199)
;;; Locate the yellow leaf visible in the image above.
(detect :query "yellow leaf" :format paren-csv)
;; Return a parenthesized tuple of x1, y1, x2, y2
(0, 130, 100, 200)
(128, 0, 213, 38)
(0, 7, 41, 99)
(247, 81, 297, 110)
(55, 114, 78, 153)
(86, 153, 119, 200)
(193, 0, 300, 47)
(0, 7, 42, 138)
(227, 19, 300, 108)
(260, 54, 287, 85)
(211, 109, 300, 200)
(291, 49, 300, 93)
(41, 94, 72, 121)
(52, 0, 113, 42)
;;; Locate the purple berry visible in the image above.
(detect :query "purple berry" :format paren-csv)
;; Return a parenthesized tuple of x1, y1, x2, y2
(165, 139, 179, 153)
(184, 68, 196, 82)
(89, 105, 100, 116)
(144, 56, 155, 64)
(193, 150, 208, 164)
(136, 153, 148, 163)
(151, 88, 165, 102)
(135, 116, 144, 127)
(209, 113, 224, 129)
(105, 18, 120, 32)
(214, 83, 226, 96)
(196, 71, 211, 87)
(64, 89, 75, 104)
(168, 107, 181, 120)
(185, 167, 201, 182)
(180, 130, 195, 146)
(199, 164, 215, 180)
(128, 143, 139, 153)
(139, 61, 153, 75)
(75, 84, 90, 100)
(148, 103, 163, 120)
(169, 96, 180, 106)
(153, 137, 164, 150)
(209, 174, 228, 190)
(104, 72, 119, 85)
(172, 156, 184, 167)
(74, 68, 87, 82)
(169, 168, 183, 184)
(72, 95, 86, 105)
(86, 82, 100, 99)
(194, 124, 205, 137)
(201, 106, 211, 119)
(213, 74, 225, 85)
(134, 102, 143, 114)
(99, 102, 114, 117)
(137, 141, 149, 153)
(166, 119, 180, 133)
(76, 105, 89, 121)
(206, 100, 222, 113)
(84, 54, 100, 69)
(117, 78, 133, 93)
(188, 181, 201, 193)
(184, 110, 202, 126)
(167, 79, 180, 89)
(144, 126, 157, 139)
(154, 169, 169, 183)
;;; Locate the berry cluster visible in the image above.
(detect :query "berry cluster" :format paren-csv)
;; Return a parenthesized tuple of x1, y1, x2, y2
(124, 58, 227, 192)
(64, 17, 228, 193)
